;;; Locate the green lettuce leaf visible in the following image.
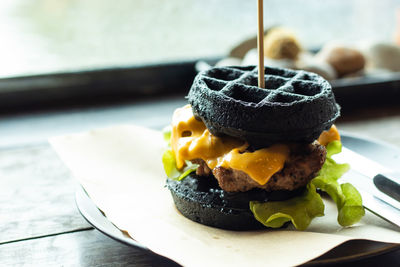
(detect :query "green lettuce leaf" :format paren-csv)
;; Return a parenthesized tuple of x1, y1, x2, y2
(250, 183, 325, 230)
(250, 140, 364, 230)
(162, 149, 199, 181)
(162, 126, 172, 145)
(161, 127, 198, 181)
(162, 149, 180, 179)
(311, 140, 365, 226)
(338, 183, 365, 226)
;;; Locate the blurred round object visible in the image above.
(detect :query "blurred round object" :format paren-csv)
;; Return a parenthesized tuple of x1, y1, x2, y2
(195, 60, 212, 72)
(242, 48, 296, 69)
(215, 57, 242, 67)
(228, 28, 273, 59)
(364, 67, 393, 77)
(241, 48, 258, 65)
(363, 43, 400, 72)
(264, 58, 296, 69)
(296, 52, 337, 80)
(316, 45, 365, 77)
(263, 27, 302, 60)
(301, 63, 337, 80)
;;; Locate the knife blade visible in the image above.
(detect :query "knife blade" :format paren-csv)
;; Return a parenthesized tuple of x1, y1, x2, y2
(337, 147, 400, 207)
(373, 174, 400, 203)
(334, 146, 400, 227)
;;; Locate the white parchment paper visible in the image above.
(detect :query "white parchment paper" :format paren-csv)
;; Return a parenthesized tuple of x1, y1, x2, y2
(50, 125, 400, 267)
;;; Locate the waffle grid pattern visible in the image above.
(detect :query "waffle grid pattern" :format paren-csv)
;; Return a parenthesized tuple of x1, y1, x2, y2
(200, 66, 327, 106)
(188, 66, 340, 147)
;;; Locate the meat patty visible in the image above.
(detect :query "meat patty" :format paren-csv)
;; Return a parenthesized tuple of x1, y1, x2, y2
(192, 141, 326, 192)
(192, 158, 212, 176)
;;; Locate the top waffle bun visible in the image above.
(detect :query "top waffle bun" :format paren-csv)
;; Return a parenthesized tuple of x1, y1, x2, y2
(188, 66, 340, 147)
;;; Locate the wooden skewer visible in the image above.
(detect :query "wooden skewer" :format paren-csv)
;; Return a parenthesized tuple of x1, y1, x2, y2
(257, 0, 265, 88)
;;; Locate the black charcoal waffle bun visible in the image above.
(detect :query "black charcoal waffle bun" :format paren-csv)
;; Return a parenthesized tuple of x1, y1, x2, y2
(188, 66, 340, 147)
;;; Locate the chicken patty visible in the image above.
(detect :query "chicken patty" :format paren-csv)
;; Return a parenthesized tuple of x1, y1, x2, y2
(192, 141, 326, 192)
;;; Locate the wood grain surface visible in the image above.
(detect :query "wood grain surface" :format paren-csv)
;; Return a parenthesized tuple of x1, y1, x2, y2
(0, 230, 179, 267)
(0, 145, 91, 244)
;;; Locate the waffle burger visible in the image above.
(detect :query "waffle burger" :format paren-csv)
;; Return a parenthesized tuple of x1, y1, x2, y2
(163, 66, 364, 230)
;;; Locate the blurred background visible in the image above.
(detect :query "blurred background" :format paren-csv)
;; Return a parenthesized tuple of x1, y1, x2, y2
(1, 0, 399, 78)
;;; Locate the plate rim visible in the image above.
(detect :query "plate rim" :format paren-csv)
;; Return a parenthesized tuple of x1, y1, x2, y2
(75, 132, 400, 265)
(75, 186, 149, 251)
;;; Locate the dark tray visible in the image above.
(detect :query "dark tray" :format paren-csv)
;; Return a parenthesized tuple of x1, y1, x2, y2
(0, 59, 399, 113)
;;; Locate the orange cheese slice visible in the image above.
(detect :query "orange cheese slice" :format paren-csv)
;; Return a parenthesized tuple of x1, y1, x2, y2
(318, 125, 340, 146)
(171, 105, 340, 185)
(170, 105, 289, 185)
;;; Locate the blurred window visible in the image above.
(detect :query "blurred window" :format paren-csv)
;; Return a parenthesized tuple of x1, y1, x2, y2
(0, 0, 398, 77)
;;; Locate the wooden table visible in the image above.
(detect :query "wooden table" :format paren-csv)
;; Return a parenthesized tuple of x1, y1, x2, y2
(1, 96, 399, 266)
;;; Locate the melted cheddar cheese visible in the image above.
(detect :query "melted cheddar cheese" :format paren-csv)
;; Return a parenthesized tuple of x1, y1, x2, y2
(318, 125, 340, 146)
(170, 105, 340, 186)
(171, 105, 289, 185)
